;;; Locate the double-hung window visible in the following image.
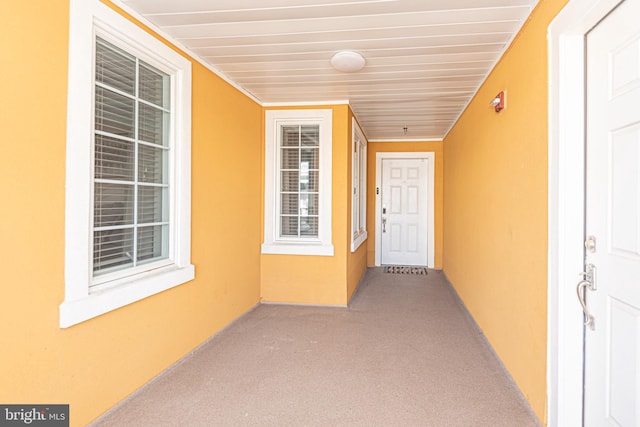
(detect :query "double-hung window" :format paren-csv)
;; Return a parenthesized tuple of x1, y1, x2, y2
(263, 109, 333, 256)
(61, 0, 193, 328)
(93, 38, 171, 285)
(280, 125, 320, 238)
(351, 119, 368, 251)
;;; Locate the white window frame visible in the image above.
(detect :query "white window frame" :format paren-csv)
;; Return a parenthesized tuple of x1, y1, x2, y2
(351, 118, 368, 252)
(262, 109, 333, 256)
(60, 0, 194, 328)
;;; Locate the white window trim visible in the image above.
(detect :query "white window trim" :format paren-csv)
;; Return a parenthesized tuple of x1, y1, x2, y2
(262, 109, 333, 256)
(60, 0, 194, 328)
(351, 118, 368, 252)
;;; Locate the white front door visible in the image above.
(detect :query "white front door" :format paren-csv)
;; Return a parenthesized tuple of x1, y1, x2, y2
(584, 0, 640, 424)
(380, 158, 428, 266)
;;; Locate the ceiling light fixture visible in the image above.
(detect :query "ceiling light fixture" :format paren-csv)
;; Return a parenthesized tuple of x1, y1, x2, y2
(331, 51, 365, 73)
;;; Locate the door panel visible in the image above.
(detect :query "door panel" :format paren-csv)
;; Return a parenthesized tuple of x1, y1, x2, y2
(390, 185, 401, 213)
(407, 186, 419, 214)
(381, 158, 427, 266)
(585, 0, 640, 425)
(611, 124, 640, 257)
(608, 298, 639, 427)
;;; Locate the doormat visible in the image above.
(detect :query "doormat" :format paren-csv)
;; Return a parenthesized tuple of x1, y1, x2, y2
(383, 266, 428, 275)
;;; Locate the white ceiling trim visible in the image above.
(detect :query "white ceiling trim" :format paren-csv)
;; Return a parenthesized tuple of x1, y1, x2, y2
(111, 0, 539, 140)
(109, 0, 264, 106)
(441, 11, 536, 139)
(262, 100, 351, 107)
(368, 138, 444, 143)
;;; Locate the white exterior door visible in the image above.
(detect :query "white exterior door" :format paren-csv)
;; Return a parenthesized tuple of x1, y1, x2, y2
(584, 0, 640, 424)
(380, 158, 428, 266)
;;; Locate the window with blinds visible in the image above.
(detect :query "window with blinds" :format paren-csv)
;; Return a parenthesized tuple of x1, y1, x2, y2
(351, 119, 368, 252)
(279, 125, 320, 238)
(262, 109, 332, 256)
(93, 38, 170, 279)
(62, 0, 193, 327)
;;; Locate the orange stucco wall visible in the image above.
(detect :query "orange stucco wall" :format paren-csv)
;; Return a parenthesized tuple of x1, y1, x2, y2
(0, 2, 262, 425)
(260, 105, 357, 306)
(366, 141, 444, 269)
(442, 0, 568, 422)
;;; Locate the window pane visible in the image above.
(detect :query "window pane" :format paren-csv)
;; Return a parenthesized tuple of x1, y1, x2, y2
(301, 126, 319, 146)
(138, 103, 168, 146)
(306, 171, 319, 192)
(300, 160, 313, 192)
(281, 148, 299, 169)
(281, 194, 299, 215)
(94, 183, 134, 227)
(95, 87, 135, 137)
(139, 62, 169, 108)
(300, 217, 318, 236)
(282, 126, 300, 147)
(96, 39, 135, 95)
(281, 171, 299, 192)
(137, 224, 168, 263)
(280, 216, 298, 237)
(300, 193, 318, 216)
(93, 227, 134, 274)
(300, 148, 319, 169)
(95, 134, 134, 181)
(139, 144, 166, 184)
(138, 186, 167, 224)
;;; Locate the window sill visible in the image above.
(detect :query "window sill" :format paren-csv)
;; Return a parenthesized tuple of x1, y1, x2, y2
(351, 230, 368, 252)
(261, 242, 334, 256)
(59, 264, 195, 328)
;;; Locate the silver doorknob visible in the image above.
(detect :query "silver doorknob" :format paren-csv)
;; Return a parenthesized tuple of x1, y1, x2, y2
(585, 235, 596, 253)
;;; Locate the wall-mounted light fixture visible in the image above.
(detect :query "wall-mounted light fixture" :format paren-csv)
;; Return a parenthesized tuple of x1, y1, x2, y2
(490, 91, 506, 112)
(403, 126, 408, 135)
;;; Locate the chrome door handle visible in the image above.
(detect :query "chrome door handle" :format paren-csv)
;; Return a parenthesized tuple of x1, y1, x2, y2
(382, 217, 387, 233)
(577, 280, 595, 330)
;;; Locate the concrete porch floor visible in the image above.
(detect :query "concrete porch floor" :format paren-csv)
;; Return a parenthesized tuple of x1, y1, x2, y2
(91, 268, 540, 426)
